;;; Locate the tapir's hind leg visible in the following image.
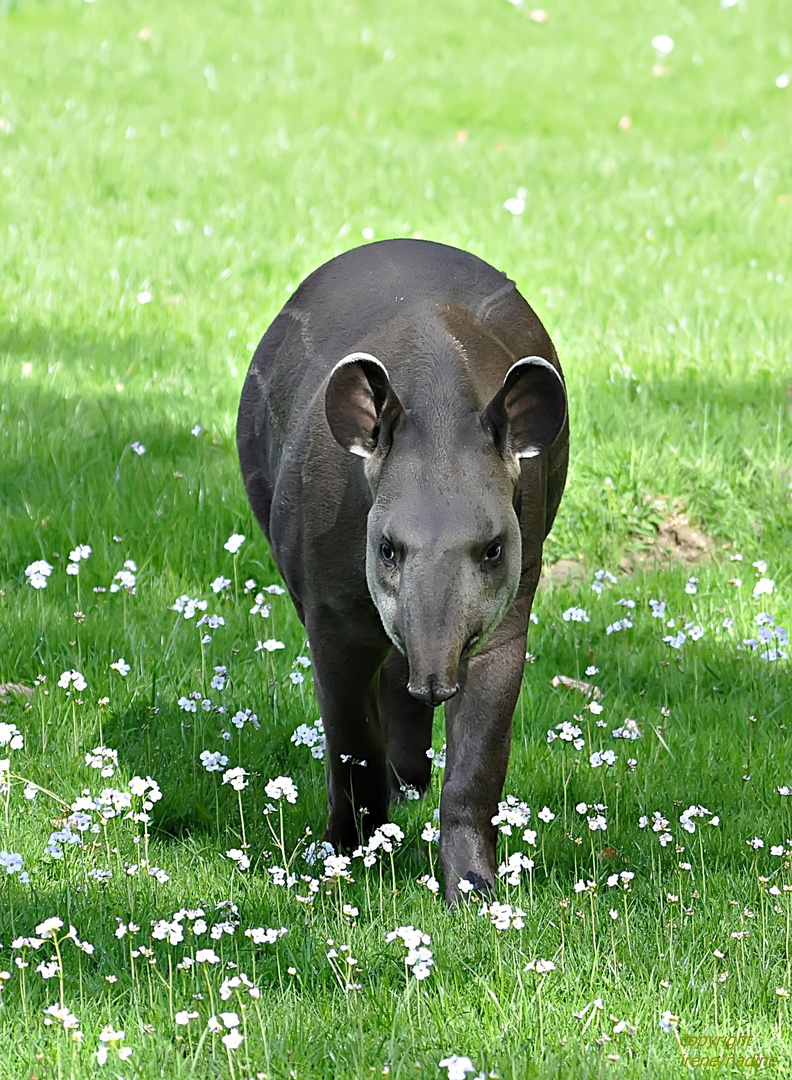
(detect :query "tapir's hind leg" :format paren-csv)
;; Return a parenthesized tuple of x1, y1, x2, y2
(306, 617, 390, 850)
(377, 651, 434, 801)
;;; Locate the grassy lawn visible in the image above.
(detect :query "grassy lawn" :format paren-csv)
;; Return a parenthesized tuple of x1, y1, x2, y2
(1, 0, 791, 1076)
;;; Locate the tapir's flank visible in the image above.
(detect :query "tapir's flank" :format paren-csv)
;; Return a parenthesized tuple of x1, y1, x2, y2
(237, 239, 568, 903)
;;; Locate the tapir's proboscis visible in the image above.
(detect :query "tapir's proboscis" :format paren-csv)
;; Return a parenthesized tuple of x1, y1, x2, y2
(237, 239, 568, 903)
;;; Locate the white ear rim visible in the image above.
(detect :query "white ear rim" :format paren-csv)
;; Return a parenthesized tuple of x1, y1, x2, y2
(330, 351, 390, 378)
(504, 356, 566, 460)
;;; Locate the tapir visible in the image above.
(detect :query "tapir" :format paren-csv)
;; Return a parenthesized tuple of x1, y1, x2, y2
(237, 239, 568, 903)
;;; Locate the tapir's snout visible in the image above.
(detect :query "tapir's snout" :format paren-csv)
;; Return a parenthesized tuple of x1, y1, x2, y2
(407, 676, 459, 707)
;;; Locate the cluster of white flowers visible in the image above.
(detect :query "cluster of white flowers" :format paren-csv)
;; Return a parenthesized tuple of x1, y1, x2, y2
(0, 722, 24, 751)
(109, 560, 137, 593)
(639, 810, 674, 847)
(230, 708, 259, 730)
(66, 544, 92, 575)
(491, 795, 531, 834)
(264, 775, 298, 803)
(547, 720, 584, 750)
(222, 767, 249, 792)
(85, 746, 118, 778)
(25, 559, 53, 589)
(171, 595, 208, 620)
(742, 613, 788, 661)
(562, 606, 590, 623)
(607, 870, 635, 890)
(244, 926, 288, 945)
(58, 669, 87, 693)
(479, 901, 526, 930)
(385, 925, 434, 979)
(200, 750, 229, 772)
(353, 823, 404, 866)
(590, 749, 617, 768)
(291, 718, 326, 759)
(591, 569, 618, 594)
(679, 805, 719, 833)
(612, 718, 641, 740)
(498, 852, 534, 886)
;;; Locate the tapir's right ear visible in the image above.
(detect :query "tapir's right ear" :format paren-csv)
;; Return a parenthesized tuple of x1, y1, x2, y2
(325, 352, 404, 458)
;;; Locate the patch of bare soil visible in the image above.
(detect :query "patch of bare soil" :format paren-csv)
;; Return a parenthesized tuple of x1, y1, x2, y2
(621, 509, 713, 572)
(538, 558, 587, 590)
(0, 683, 35, 701)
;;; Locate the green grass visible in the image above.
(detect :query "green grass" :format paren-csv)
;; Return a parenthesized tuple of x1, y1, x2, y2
(1, 0, 791, 1076)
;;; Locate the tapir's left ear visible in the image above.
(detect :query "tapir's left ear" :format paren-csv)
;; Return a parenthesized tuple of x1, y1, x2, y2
(325, 352, 405, 458)
(481, 356, 567, 460)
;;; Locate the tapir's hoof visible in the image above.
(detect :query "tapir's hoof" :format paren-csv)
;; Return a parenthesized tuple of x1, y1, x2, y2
(446, 870, 494, 906)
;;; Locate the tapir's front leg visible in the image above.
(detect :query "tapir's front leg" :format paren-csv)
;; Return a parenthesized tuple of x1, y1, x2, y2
(306, 615, 391, 851)
(439, 600, 530, 903)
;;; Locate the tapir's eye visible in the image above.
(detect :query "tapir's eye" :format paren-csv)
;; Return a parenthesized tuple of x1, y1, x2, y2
(379, 538, 396, 567)
(483, 540, 503, 565)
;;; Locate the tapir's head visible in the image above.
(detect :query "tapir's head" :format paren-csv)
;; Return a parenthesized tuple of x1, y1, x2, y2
(325, 349, 566, 707)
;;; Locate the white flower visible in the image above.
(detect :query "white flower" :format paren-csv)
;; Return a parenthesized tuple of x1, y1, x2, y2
(0, 723, 23, 751)
(663, 631, 686, 650)
(291, 719, 325, 759)
(130, 440, 147, 455)
(25, 559, 53, 589)
(264, 776, 298, 803)
(562, 606, 589, 623)
(776, 73, 790, 89)
(0, 851, 24, 874)
(224, 534, 245, 554)
(525, 958, 556, 974)
(195, 948, 221, 964)
(659, 1010, 678, 1033)
(85, 746, 118, 777)
(222, 767, 249, 792)
(244, 926, 288, 944)
(503, 187, 527, 216)
(651, 34, 674, 57)
(226, 849, 250, 870)
(174, 1010, 199, 1025)
(753, 578, 774, 598)
(171, 595, 207, 619)
(210, 576, 231, 593)
(58, 669, 87, 692)
(538, 805, 555, 823)
(439, 1056, 478, 1080)
(110, 657, 130, 677)
(256, 638, 285, 652)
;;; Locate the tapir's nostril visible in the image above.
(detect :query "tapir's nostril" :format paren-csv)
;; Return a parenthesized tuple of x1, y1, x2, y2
(407, 677, 459, 707)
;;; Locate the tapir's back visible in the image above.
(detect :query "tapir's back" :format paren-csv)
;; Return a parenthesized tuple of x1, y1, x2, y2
(281, 240, 555, 374)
